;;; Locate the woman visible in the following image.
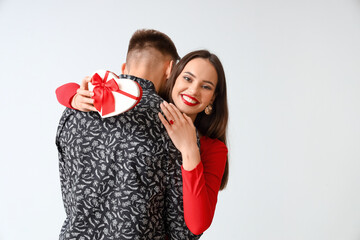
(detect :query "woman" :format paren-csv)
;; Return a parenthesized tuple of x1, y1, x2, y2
(56, 50, 229, 235)
(158, 50, 229, 235)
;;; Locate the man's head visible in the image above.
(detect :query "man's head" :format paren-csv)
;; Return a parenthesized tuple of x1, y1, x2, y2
(126, 29, 179, 63)
(121, 29, 180, 95)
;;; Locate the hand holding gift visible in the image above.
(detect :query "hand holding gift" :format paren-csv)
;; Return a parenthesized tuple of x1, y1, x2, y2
(72, 70, 142, 118)
(71, 76, 97, 112)
(88, 70, 142, 118)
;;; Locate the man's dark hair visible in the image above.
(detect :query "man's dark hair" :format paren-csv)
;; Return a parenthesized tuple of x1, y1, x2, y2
(127, 29, 180, 62)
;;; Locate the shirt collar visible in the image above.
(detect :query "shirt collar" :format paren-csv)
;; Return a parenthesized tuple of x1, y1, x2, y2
(119, 74, 156, 91)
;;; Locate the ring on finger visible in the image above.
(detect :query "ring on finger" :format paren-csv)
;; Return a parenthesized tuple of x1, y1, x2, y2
(169, 120, 175, 125)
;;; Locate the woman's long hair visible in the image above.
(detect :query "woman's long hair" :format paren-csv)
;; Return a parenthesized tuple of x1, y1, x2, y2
(163, 50, 229, 190)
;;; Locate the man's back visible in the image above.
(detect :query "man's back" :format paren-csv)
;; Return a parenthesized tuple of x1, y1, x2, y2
(56, 75, 200, 239)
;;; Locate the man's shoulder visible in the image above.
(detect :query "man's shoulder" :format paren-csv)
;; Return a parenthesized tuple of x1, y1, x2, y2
(58, 108, 97, 124)
(56, 108, 100, 139)
(135, 89, 163, 115)
(57, 108, 76, 126)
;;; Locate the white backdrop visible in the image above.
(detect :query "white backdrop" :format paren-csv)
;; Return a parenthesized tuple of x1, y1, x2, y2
(0, 0, 359, 239)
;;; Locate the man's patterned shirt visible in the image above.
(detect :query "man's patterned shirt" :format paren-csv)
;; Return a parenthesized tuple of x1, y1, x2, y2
(56, 75, 200, 240)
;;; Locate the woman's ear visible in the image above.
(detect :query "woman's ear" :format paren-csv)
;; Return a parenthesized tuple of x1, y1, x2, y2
(211, 93, 217, 103)
(121, 63, 127, 74)
(165, 60, 173, 79)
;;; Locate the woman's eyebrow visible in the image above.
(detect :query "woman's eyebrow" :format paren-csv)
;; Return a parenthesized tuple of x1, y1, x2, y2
(203, 80, 215, 86)
(184, 71, 196, 78)
(184, 71, 215, 86)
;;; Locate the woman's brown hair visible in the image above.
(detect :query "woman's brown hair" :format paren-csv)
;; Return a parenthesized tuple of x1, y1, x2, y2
(164, 50, 229, 190)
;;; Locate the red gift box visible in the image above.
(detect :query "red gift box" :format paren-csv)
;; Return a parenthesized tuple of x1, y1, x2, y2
(88, 70, 142, 118)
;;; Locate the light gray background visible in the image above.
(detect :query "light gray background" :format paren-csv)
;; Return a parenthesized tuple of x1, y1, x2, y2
(0, 0, 359, 239)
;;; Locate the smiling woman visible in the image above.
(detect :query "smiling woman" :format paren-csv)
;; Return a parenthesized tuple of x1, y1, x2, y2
(158, 50, 229, 234)
(165, 50, 228, 152)
(170, 57, 218, 121)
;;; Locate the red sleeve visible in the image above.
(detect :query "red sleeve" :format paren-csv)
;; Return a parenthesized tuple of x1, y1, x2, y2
(181, 137, 228, 235)
(55, 82, 80, 109)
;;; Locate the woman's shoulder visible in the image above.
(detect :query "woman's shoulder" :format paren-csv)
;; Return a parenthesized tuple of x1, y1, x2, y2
(200, 136, 228, 154)
(199, 136, 227, 171)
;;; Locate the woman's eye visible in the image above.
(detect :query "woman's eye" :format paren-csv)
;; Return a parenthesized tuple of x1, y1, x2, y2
(202, 85, 212, 90)
(183, 76, 191, 81)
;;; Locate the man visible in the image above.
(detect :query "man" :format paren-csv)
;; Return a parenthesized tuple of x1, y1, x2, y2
(56, 29, 200, 240)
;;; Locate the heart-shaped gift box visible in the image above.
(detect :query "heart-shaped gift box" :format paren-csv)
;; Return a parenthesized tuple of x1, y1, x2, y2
(88, 70, 142, 118)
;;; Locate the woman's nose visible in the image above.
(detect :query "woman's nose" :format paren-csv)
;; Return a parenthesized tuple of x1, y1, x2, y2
(187, 83, 200, 95)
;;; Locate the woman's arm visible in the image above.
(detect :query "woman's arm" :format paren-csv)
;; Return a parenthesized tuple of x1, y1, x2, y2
(55, 82, 79, 108)
(181, 138, 227, 235)
(158, 101, 227, 235)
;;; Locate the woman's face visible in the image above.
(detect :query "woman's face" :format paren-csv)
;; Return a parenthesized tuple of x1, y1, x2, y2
(171, 58, 218, 121)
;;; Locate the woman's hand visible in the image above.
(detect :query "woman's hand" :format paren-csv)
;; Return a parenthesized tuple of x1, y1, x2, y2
(71, 77, 97, 112)
(158, 101, 201, 170)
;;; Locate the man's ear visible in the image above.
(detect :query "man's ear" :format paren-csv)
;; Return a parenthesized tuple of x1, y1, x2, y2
(121, 63, 127, 74)
(165, 60, 173, 79)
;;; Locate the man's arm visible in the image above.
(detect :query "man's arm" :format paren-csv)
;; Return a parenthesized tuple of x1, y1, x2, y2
(163, 137, 202, 239)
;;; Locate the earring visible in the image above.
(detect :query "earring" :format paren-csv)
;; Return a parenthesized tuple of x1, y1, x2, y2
(205, 104, 213, 115)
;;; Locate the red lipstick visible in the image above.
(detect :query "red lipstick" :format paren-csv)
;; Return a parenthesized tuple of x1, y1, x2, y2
(181, 94, 199, 106)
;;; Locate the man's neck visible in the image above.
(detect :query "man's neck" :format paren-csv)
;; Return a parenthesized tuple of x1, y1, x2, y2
(127, 66, 165, 93)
